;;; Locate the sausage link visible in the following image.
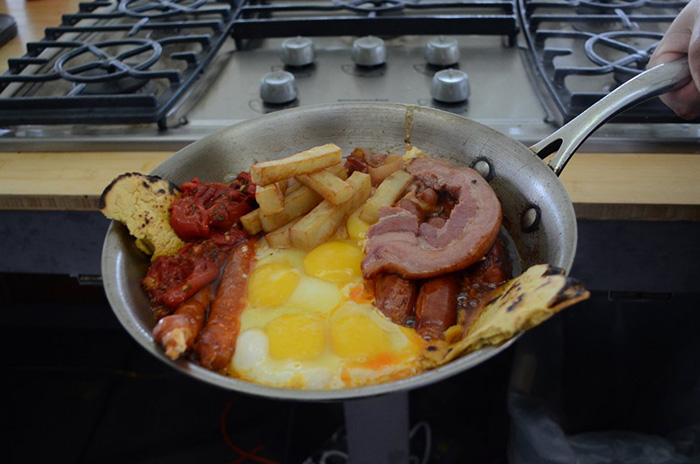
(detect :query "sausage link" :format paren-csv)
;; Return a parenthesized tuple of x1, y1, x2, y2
(479, 239, 512, 285)
(153, 285, 214, 360)
(415, 274, 460, 340)
(374, 274, 417, 325)
(462, 239, 512, 300)
(194, 240, 255, 371)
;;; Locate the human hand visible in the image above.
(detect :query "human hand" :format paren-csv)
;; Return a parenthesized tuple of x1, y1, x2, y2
(648, 0, 700, 120)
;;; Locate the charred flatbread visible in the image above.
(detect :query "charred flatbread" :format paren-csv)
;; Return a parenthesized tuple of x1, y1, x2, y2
(422, 264, 590, 367)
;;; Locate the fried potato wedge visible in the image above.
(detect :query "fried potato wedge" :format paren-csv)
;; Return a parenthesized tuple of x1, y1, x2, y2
(259, 185, 323, 232)
(325, 163, 349, 180)
(250, 143, 342, 186)
(297, 167, 354, 205)
(290, 171, 372, 251)
(367, 154, 405, 186)
(421, 264, 589, 368)
(265, 217, 301, 249)
(359, 169, 413, 224)
(255, 181, 285, 215)
(240, 209, 262, 236)
(256, 163, 349, 233)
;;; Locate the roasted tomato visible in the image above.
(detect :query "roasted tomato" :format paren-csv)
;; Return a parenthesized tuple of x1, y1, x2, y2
(169, 174, 256, 241)
(142, 240, 229, 310)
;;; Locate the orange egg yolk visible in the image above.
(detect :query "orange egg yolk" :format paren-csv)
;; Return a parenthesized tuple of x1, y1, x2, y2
(331, 314, 390, 360)
(248, 262, 300, 307)
(303, 241, 364, 283)
(266, 313, 326, 361)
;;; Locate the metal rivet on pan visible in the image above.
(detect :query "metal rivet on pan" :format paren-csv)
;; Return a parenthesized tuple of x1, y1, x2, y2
(521, 206, 541, 232)
(472, 159, 491, 179)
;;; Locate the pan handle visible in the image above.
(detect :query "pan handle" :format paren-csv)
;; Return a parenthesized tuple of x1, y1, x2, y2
(530, 57, 692, 176)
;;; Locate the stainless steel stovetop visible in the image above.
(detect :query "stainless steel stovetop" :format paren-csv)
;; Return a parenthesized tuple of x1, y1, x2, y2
(0, 0, 698, 153)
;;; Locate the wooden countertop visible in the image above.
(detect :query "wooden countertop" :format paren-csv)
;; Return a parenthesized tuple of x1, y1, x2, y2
(1, 0, 700, 220)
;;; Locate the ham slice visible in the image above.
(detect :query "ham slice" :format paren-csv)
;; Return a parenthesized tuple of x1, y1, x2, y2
(361, 158, 502, 279)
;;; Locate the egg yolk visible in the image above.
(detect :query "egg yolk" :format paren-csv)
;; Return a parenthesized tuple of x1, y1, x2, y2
(346, 209, 370, 241)
(331, 314, 390, 360)
(266, 313, 326, 361)
(303, 241, 364, 283)
(248, 262, 300, 307)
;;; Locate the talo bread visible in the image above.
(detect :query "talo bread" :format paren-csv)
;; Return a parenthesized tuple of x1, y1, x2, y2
(99, 172, 185, 259)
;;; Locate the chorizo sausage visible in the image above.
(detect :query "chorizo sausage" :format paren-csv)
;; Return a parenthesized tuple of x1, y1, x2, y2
(194, 239, 255, 371)
(415, 273, 460, 340)
(373, 274, 417, 325)
(463, 239, 512, 300)
(459, 239, 513, 332)
(153, 285, 214, 360)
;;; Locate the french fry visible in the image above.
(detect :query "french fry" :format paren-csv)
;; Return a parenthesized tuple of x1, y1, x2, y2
(265, 217, 301, 249)
(240, 209, 262, 235)
(259, 185, 323, 232)
(255, 181, 285, 215)
(367, 154, 404, 186)
(285, 163, 346, 197)
(286, 177, 302, 195)
(290, 172, 371, 251)
(258, 164, 349, 232)
(250, 143, 342, 186)
(325, 163, 348, 180)
(297, 167, 354, 205)
(359, 169, 413, 224)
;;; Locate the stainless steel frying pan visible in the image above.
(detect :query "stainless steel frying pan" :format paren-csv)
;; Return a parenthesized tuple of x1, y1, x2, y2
(101, 58, 690, 401)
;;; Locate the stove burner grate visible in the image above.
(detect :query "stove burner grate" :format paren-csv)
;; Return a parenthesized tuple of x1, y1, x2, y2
(232, 0, 519, 40)
(519, 0, 691, 124)
(0, 0, 235, 127)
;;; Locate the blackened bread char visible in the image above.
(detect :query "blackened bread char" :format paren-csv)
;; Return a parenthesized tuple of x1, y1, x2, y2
(361, 158, 502, 279)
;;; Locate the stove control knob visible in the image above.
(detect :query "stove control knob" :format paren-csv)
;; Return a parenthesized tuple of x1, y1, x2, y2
(281, 37, 315, 67)
(260, 70, 297, 104)
(431, 69, 470, 103)
(425, 36, 460, 67)
(351, 36, 386, 67)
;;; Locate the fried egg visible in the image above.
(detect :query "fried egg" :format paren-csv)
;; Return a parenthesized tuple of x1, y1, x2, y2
(229, 236, 425, 389)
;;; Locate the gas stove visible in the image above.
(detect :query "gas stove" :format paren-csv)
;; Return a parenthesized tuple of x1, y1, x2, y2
(0, 0, 697, 153)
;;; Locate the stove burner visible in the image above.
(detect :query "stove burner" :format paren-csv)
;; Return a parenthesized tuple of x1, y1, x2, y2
(575, 0, 648, 12)
(233, 0, 518, 40)
(584, 31, 660, 72)
(520, 0, 689, 123)
(0, 0, 235, 126)
(54, 39, 168, 84)
(79, 71, 149, 95)
(120, 0, 209, 19)
(572, 7, 639, 33)
(329, 0, 419, 13)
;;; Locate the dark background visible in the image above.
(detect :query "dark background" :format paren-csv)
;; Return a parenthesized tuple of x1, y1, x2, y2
(2, 216, 700, 463)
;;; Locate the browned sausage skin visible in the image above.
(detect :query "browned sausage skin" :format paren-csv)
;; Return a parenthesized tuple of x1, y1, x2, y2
(194, 239, 256, 371)
(462, 239, 512, 299)
(373, 274, 418, 325)
(414, 273, 460, 340)
(153, 284, 214, 360)
(457, 239, 513, 332)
